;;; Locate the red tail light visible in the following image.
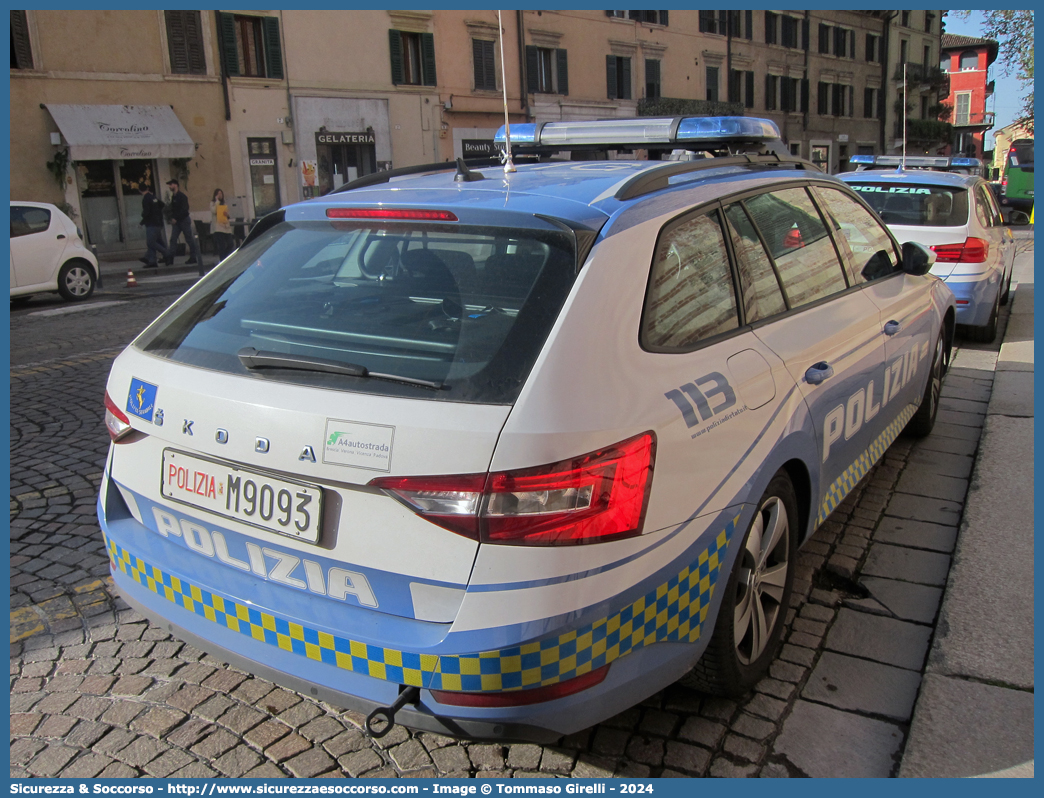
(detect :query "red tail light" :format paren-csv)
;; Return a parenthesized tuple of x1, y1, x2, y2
(326, 208, 458, 221)
(370, 432, 656, 546)
(930, 237, 989, 263)
(104, 391, 139, 443)
(431, 663, 610, 707)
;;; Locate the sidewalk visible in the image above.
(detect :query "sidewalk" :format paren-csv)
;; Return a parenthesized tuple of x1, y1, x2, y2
(899, 238, 1035, 777)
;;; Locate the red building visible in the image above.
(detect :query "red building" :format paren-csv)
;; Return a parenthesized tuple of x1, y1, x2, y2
(940, 34, 998, 159)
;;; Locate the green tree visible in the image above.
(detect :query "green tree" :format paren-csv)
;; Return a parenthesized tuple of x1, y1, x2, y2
(953, 10, 1034, 130)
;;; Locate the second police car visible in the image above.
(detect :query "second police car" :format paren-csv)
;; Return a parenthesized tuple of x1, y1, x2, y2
(99, 117, 955, 741)
(840, 155, 1023, 343)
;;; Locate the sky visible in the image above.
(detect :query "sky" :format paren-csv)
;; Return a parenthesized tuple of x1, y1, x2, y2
(942, 11, 1029, 148)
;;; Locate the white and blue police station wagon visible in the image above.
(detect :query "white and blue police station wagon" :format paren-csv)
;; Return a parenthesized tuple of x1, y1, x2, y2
(99, 117, 955, 742)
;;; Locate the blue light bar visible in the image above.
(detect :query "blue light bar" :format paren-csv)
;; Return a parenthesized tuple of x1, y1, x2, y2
(676, 116, 780, 141)
(850, 155, 876, 164)
(951, 158, 980, 166)
(495, 124, 536, 144)
(493, 116, 782, 148)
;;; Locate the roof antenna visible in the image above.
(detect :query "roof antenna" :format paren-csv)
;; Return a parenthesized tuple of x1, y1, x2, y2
(497, 10, 516, 173)
(454, 157, 484, 182)
(900, 62, 907, 172)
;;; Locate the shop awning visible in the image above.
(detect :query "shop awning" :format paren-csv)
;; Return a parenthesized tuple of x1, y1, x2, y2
(45, 104, 195, 161)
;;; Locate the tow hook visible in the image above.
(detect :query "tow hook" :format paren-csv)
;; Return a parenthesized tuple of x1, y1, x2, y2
(365, 686, 420, 738)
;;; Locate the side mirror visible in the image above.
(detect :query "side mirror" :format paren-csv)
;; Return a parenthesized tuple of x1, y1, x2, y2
(901, 241, 936, 276)
(1008, 210, 1031, 226)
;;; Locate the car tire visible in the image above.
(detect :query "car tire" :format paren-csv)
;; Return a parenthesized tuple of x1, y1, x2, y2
(906, 328, 946, 438)
(964, 286, 1000, 343)
(684, 470, 798, 696)
(57, 259, 96, 302)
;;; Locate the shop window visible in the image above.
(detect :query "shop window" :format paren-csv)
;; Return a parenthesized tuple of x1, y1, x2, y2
(248, 138, 281, 218)
(10, 10, 33, 70)
(390, 30, 436, 86)
(218, 13, 283, 79)
(473, 39, 496, 91)
(165, 10, 206, 75)
(526, 46, 568, 95)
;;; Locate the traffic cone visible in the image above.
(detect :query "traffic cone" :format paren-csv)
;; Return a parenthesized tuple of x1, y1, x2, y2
(126, 270, 138, 287)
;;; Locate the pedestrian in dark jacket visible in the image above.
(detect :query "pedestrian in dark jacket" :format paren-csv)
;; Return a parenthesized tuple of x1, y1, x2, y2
(165, 178, 204, 273)
(138, 184, 170, 268)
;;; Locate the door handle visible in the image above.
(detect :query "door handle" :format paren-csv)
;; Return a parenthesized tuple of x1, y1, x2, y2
(805, 362, 834, 385)
(56, 234, 66, 240)
(884, 320, 902, 336)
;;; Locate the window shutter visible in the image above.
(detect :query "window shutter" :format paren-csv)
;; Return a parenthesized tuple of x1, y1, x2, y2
(262, 16, 283, 79)
(746, 71, 755, 109)
(877, 89, 885, 120)
(765, 12, 776, 44)
(606, 55, 618, 99)
(647, 59, 661, 98)
(421, 32, 437, 86)
(764, 74, 773, 110)
(11, 11, 33, 70)
(744, 10, 753, 40)
(556, 48, 568, 96)
(185, 12, 206, 74)
(728, 70, 740, 103)
(218, 13, 239, 76)
(621, 57, 631, 100)
(802, 19, 809, 51)
(389, 30, 404, 85)
(819, 24, 829, 54)
(781, 77, 793, 112)
(818, 82, 828, 115)
(525, 46, 538, 93)
(166, 11, 190, 74)
(801, 78, 809, 113)
(659, 11, 668, 27)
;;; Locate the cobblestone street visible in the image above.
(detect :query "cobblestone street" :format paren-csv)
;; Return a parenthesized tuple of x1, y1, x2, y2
(9, 240, 1031, 778)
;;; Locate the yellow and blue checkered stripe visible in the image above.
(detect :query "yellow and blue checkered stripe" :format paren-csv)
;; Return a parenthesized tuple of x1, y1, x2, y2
(105, 516, 734, 693)
(817, 403, 917, 525)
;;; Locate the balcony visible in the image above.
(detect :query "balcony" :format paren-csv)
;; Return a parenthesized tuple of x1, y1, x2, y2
(893, 63, 949, 93)
(636, 97, 745, 117)
(985, 80, 995, 97)
(953, 111, 995, 129)
(896, 118, 953, 146)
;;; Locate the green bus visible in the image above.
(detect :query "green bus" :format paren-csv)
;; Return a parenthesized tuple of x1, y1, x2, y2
(1000, 138, 1034, 215)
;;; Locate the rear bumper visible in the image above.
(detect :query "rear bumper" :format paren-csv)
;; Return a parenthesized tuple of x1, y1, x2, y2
(944, 272, 999, 328)
(99, 474, 735, 739)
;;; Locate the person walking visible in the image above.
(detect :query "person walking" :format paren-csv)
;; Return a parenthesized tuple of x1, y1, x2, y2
(138, 184, 169, 268)
(165, 178, 204, 274)
(210, 188, 235, 262)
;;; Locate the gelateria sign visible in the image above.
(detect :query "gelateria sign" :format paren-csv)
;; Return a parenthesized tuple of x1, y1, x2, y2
(44, 104, 195, 161)
(316, 132, 376, 145)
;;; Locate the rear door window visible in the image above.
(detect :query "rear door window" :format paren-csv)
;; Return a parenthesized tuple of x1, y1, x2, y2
(722, 202, 787, 323)
(743, 187, 849, 309)
(641, 209, 738, 351)
(134, 219, 578, 404)
(11, 206, 51, 237)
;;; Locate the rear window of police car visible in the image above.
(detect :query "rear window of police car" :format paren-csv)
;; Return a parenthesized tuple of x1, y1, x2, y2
(135, 219, 577, 404)
(848, 183, 969, 227)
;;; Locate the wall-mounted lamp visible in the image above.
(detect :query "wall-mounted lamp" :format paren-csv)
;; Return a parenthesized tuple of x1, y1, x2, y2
(50, 132, 62, 146)
(444, 95, 453, 111)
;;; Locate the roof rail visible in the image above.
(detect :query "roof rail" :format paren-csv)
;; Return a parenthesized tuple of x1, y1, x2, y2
(614, 152, 818, 201)
(849, 154, 984, 174)
(329, 158, 503, 194)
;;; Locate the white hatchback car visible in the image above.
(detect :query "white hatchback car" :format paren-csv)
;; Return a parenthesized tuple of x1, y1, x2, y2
(10, 201, 98, 302)
(99, 117, 955, 741)
(839, 168, 1020, 342)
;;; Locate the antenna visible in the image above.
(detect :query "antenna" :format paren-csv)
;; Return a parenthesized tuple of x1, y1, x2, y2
(497, 10, 515, 173)
(901, 62, 907, 170)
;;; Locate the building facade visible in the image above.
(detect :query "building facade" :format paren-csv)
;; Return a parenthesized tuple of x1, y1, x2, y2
(940, 33, 999, 160)
(10, 9, 947, 256)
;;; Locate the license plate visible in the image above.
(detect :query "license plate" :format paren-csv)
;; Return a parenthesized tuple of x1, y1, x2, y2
(162, 449, 323, 543)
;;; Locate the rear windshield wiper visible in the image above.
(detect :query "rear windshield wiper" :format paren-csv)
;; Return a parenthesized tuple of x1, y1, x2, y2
(237, 347, 445, 390)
